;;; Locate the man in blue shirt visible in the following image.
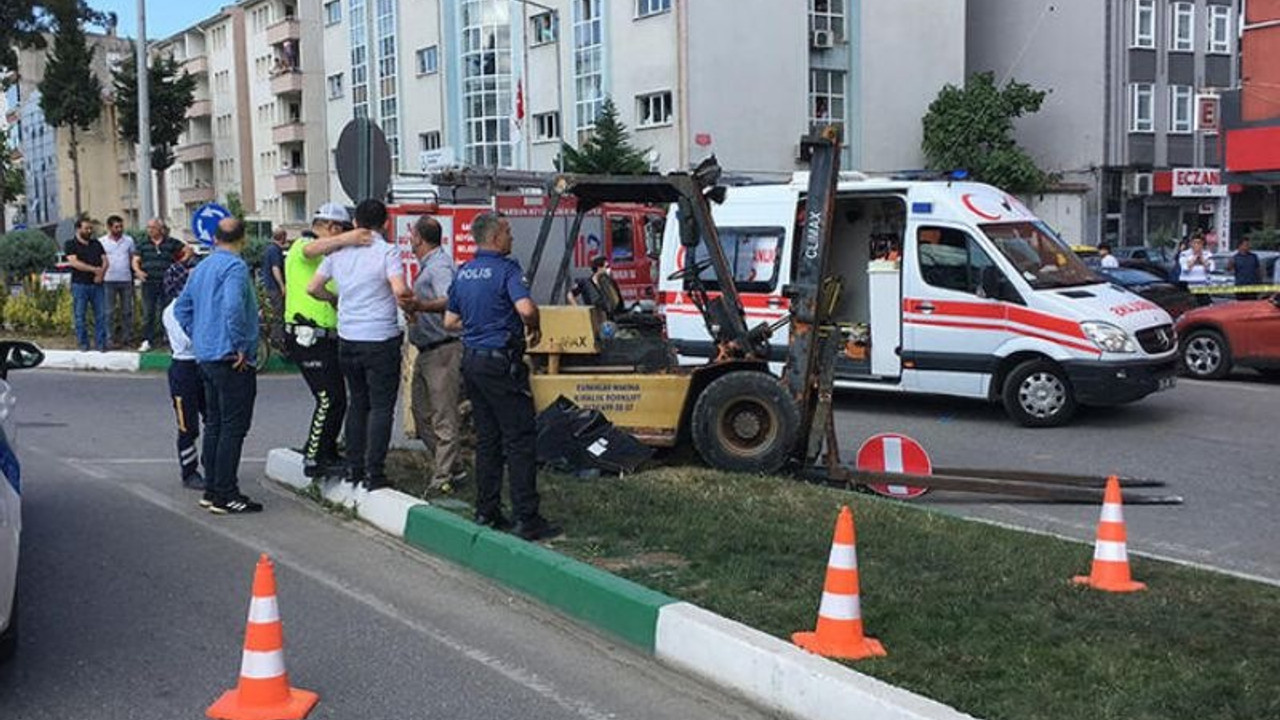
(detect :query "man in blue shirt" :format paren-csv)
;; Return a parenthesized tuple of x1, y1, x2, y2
(445, 211, 559, 541)
(174, 218, 262, 515)
(1227, 237, 1261, 300)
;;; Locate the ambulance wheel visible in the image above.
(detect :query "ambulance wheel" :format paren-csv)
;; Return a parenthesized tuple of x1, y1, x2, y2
(1002, 359, 1077, 428)
(692, 371, 799, 474)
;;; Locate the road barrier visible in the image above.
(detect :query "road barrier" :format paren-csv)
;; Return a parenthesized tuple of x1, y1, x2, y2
(1188, 284, 1280, 295)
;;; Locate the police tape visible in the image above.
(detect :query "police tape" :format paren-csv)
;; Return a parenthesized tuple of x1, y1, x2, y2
(1188, 284, 1280, 295)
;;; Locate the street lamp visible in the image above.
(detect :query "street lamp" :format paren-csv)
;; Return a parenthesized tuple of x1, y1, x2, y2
(513, 0, 564, 172)
(137, 0, 153, 221)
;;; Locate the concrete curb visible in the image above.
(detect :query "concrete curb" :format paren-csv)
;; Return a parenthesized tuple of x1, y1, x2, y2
(42, 350, 141, 372)
(263, 447, 973, 720)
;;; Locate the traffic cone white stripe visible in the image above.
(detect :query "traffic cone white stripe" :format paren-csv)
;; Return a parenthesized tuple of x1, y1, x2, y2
(827, 543, 858, 570)
(1093, 540, 1129, 562)
(1100, 503, 1124, 523)
(239, 649, 287, 679)
(818, 591, 862, 621)
(247, 596, 280, 623)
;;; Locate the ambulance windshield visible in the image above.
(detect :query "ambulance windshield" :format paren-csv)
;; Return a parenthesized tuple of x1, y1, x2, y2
(982, 222, 1102, 289)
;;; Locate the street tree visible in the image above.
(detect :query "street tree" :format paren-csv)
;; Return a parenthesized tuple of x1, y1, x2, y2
(37, 4, 102, 218)
(114, 49, 196, 219)
(558, 97, 651, 175)
(1, 1, 106, 84)
(921, 72, 1051, 195)
(0, 126, 24, 233)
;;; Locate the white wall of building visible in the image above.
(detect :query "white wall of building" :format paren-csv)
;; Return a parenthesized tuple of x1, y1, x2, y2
(396, 1, 447, 177)
(606, 0, 679, 172)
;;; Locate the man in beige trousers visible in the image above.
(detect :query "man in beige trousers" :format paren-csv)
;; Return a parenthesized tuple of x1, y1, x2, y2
(399, 216, 466, 492)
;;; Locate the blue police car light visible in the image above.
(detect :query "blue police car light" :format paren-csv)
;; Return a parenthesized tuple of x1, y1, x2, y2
(911, 202, 933, 215)
(950, 169, 970, 180)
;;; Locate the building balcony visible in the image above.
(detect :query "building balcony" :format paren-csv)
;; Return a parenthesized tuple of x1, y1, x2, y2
(179, 183, 216, 205)
(183, 54, 208, 75)
(186, 98, 213, 119)
(266, 17, 301, 46)
(270, 69, 304, 96)
(272, 121, 306, 145)
(175, 141, 215, 163)
(121, 192, 139, 209)
(274, 170, 308, 194)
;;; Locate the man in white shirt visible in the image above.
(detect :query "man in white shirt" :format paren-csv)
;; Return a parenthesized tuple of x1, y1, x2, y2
(307, 199, 412, 491)
(1098, 243, 1120, 269)
(100, 214, 137, 349)
(1179, 235, 1215, 305)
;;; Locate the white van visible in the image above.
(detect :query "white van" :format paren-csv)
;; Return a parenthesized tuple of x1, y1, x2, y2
(658, 175, 1179, 426)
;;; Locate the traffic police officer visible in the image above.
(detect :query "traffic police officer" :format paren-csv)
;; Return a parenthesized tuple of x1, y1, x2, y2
(445, 211, 561, 541)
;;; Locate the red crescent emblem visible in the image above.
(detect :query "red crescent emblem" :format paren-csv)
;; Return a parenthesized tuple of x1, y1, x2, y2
(961, 193, 1002, 221)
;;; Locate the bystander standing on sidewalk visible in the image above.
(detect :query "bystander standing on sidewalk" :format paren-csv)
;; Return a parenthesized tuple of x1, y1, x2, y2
(261, 228, 290, 348)
(100, 215, 136, 350)
(1180, 235, 1216, 306)
(133, 218, 185, 352)
(284, 203, 372, 478)
(65, 218, 108, 352)
(400, 216, 466, 493)
(162, 251, 205, 491)
(307, 199, 411, 491)
(174, 218, 263, 515)
(1098, 243, 1119, 269)
(1226, 238, 1261, 301)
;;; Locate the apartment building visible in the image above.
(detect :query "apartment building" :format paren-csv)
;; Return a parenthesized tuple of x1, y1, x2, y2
(11, 30, 134, 231)
(3, 84, 28, 231)
(1221, 0, 1280, 232)
(968, 0, 1242, 247)
(311, 0, 965, 204)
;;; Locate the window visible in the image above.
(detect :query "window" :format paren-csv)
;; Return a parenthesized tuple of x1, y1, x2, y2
(251, 6, 272, 34)
(534, 111, 560, 142)
(609, 216, 636, 263)
(810, 0, 845, 42)
(574, 0, 605, 136)
(327, 73, 344, 99)
(1170, 2, 1194, 52)
(1207, 5, 1231, 54)
(461, 0, 515, 168)
(530, 12, 557, 44)
(419, 131, 441, 152)
(324, 0, 341, 25)
(375, 0, 401, 166)
(349, 0, 369, 119)
(415, 46, 439, 75)
(215, 114, 233, 139)
(636, 91, 673, 128)
(1168, 85, 1193, 133)
(982, 222, 1099, 290)
(1133, 0, 1155, 48)
(214, 70, 230, 98)
(636, 0, 671, 18)
(690, 227, 784, 292)
(809, 69, 846, 134)
(1130, 83, 1154, 132)
(917, 227, 996, 296)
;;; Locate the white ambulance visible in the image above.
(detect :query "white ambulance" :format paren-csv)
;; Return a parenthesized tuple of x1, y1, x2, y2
(658, 174, 1179, 427)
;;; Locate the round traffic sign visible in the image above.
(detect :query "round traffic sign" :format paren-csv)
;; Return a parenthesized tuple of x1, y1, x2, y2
(855, 433, 931, 499)
(191, 202, 232, 246)
(335, 118, 392, 203)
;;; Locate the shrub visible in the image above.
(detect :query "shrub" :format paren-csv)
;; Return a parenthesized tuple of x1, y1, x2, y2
(1245, 227, 1280, 251)
(0, 230, 59, 285)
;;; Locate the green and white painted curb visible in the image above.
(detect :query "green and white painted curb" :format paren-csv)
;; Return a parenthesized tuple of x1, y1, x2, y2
(265, 447, 976, 720)
(41, 349, 296, 373)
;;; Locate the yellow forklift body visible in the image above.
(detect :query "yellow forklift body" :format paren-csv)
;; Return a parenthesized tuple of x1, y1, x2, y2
(529, 374, 692, 445)
(528, 306, 603, 355)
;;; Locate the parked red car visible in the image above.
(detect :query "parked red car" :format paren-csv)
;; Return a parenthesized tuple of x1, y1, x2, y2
(1175, 296, 1280, 379)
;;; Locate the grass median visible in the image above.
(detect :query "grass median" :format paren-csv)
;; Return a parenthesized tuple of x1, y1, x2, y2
(386, 449, 1280, 720)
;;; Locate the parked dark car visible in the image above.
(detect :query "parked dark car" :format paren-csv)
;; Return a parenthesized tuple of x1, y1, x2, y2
(1097, 266, 1195, 319)
(1114, 246, 1178, 281)
(1175, 295, 1280, 379)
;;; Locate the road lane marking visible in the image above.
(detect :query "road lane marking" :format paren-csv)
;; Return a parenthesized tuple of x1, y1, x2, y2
(30, 444, 621, 720)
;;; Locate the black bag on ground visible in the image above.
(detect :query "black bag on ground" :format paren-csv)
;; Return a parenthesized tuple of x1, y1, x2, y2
(536, 396, 654, 475)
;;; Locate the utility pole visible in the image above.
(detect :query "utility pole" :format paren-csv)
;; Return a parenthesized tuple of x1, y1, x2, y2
(137, 0, 153, 222)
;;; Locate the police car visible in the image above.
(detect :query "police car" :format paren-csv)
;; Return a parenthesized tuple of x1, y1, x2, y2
(0, 341, 45, 663)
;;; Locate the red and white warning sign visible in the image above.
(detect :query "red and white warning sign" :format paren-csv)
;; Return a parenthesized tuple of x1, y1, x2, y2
(855, 433, 932, 499)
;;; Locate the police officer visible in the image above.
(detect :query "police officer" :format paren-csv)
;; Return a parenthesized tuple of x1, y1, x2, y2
(445, 211, 561, 541)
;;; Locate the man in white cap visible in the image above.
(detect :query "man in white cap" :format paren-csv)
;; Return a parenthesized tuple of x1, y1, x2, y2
(283, 202, 372, 478)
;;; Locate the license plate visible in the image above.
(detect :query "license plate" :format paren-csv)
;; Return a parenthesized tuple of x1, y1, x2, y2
(1158, 376, 1177, 391)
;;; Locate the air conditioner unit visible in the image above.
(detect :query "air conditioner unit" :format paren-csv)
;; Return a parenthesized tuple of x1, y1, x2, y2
(1130, 172, 1153, 196)
(811, 29, 834, 49)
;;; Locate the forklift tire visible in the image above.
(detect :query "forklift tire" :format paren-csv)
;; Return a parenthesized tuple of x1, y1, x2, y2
(1001, 358, 1077, 428)
(691, 371, 800, 474)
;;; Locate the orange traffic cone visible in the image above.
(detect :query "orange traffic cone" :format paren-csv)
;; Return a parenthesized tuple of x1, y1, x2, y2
(792, 506, 886, 660)
(1073, 476, 1146, 593)
(207, 554, 319, 720)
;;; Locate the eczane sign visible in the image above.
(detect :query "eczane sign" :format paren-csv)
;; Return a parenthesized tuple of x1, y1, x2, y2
(1172, 168, 1227, 197)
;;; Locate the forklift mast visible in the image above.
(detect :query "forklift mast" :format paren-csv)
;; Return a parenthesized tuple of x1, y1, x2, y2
(779, 127, 844, 463)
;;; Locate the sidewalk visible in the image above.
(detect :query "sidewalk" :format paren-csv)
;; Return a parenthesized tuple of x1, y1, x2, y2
(41, 349, 297, 374)
(265, 447, 976, 720)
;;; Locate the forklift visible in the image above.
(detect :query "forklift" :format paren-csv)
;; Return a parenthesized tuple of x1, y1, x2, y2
(520, 130, 1181, 504)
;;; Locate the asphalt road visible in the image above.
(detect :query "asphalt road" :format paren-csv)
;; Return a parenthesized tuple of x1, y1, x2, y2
(830, 372, 1280, 584)
(0, 371, 771, 720)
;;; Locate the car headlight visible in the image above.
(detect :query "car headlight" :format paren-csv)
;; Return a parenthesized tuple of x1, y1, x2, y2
(1081, 321, 1137, 353)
